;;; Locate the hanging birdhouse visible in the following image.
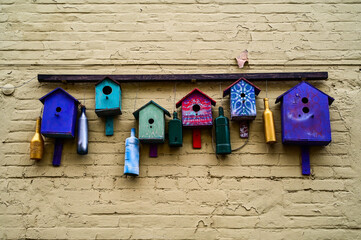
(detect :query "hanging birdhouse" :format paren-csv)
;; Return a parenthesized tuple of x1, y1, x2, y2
(223, 78, 261, 138)
(133, 100, 171, 157)
(95, 77, 122, 136)
(176, 88, 216, 149)
(40, 88, 80, 166)
(275, 81, 334, 175)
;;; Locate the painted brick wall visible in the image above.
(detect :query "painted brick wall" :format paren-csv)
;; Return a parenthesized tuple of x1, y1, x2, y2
(1, 1, 361, 239)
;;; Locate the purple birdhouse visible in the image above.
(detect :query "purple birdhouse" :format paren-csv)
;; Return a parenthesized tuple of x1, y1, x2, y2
(40, 88, 80, 166)
(275, 81, 334, 175)
(176, 88, 216, 149)
(40, 88, 80, 138)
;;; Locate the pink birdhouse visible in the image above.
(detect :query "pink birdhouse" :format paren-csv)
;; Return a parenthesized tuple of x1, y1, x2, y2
(176, 88, 216, 148)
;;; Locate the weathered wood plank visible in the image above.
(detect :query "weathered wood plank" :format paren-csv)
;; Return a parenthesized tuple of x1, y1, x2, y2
(38, 72, 328, 83)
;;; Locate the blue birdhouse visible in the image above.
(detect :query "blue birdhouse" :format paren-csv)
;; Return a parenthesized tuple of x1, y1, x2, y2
(223, 78, 261, 121)
(40, 88, 80, 166)
(223, 78, 261, 138)
(275, 81, 334, 175)
(40, 88, 80, 138)
(133, 100, 171, 157)
(95, 77, 122, 136)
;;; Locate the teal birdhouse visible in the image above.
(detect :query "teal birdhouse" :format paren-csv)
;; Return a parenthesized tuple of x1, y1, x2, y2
(133, 100, 171, 157)
(95, 77, 122, 136)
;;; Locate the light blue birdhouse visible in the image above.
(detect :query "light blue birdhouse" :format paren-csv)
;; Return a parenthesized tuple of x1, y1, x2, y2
(95, 77, 122, 136)
(223, 78, 261, 138)
(223, 77, 261, 121)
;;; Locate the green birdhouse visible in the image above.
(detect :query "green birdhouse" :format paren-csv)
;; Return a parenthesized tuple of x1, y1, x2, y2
(133, 100, 171, 144)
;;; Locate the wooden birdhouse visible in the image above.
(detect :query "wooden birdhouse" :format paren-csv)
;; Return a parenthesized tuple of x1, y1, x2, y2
(275, 81, 334, 175)
(176, 88, 216, 148)
(95, 77, 122, 136)
(40, 88, 80, 166)
(133, 100, 171, 157)
(223, 78, 261, 138)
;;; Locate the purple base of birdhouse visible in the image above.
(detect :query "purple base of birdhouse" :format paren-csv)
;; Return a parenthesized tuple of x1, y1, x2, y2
(301, 146, 311, 175)
(149, 144, 158, 157)
(239, 121, 249, 138)
(52, 139, 64, 167)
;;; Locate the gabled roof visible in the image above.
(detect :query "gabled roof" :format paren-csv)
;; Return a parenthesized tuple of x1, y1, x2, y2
(275, 81, 334, 105)
(40, 87, 80, 105)
(223, 77, 261, 97)
(176, 88, 216, 108)
(133, 100, 171, 119)
(95, 76, 121, 87)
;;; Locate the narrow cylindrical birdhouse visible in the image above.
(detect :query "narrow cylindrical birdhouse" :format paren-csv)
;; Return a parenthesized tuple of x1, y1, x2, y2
(95, 77, 122, 136)
(30, 117, 44, 160)
(40, 88, 80, 166)
(263, 98, 276, 144)
(168, 111, 183, 147)
(133, 100, 171, 157)
(275, 81, 334, 175)
(124, 128, 140, 176)
(215, 107, 231, 155)
(77, 105, 88, 155)
(176, 88, 216, 149)
(223, 78, 261, 139)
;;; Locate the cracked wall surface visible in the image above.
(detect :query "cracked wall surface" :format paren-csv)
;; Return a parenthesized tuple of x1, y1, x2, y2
(0, 0, 361, 239)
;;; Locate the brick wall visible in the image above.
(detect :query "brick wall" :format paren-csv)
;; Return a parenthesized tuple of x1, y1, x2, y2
(1, 1, 361, 239)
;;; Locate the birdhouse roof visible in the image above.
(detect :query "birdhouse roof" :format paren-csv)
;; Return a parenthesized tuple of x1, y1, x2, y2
(176, 88, 216, 108)
(95, 76, 121, 87)
(223, 78, 261, 97)
(133, 100, 171, 119)
(275, 81, 334, 105)
(39, 87, 80, 105)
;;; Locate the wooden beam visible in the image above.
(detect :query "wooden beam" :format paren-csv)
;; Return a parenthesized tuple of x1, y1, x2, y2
(38, 72, 328, 83)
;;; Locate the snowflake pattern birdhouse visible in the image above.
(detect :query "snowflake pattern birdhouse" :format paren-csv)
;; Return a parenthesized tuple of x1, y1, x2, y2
(95, 77, 122, 136)
(176, 88, 216, 149)
(275, 81, 334, 175)
(223, 78, 261, 138)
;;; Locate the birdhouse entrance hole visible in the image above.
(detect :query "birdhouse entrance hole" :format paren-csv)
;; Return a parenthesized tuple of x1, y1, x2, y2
(103, 86, 112, 95)
(302, 97, 308, 103)
(193, 104, 201, 113)
(149, 118, 154, 128)
(302, 107, 309, 113)
(241, 93, 245, 98)
(56, 107, 62, 112)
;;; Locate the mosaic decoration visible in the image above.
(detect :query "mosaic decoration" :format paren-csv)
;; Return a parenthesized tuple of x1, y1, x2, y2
(223, 78, 261, 139)
(230, 80, 257, 120)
